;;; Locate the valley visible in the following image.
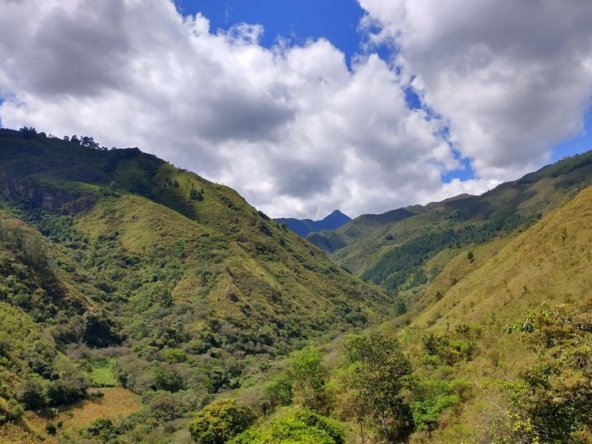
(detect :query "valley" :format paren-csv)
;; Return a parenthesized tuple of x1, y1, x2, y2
(0, 128, 591, 443)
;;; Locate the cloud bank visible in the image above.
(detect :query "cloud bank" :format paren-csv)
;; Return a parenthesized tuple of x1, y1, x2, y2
(1, 0, 591, 218)
(361, 0, 592, 181)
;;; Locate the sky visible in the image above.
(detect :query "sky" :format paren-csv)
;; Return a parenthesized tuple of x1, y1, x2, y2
(0, 0, 591, 219)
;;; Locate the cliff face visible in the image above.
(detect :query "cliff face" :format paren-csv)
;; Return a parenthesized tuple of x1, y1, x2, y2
(0, 174, 96, 212)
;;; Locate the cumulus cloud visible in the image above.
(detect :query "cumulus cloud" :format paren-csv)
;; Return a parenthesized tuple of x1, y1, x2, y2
(0, 0, 468, 218)
(5, 0, 588, 219)
(359, 0, 592, 181)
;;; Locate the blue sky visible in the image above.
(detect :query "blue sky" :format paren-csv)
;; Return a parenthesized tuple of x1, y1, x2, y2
(174, 0, 365, 60)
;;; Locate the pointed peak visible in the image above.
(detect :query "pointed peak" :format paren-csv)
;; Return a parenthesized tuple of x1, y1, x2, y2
(324, 209, 351, 221)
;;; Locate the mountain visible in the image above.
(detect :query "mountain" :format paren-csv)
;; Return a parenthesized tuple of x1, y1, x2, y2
(0, 128, 390, 442)
(309, 151, 592, 299)
(275, 210, 351, 237)
(3, 126, 592, 443)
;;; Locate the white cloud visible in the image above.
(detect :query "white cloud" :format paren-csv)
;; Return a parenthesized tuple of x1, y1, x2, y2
(0, 0, 472, 218)
(359, 0, 592, 183)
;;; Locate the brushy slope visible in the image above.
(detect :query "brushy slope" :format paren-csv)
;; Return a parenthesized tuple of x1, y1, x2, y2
(0, 128, 389, 441)
(396, 185, 592, 442)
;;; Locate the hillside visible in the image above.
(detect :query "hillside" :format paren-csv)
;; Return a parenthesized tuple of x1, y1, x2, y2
(231, 185, 592, 444)
(276, 210, 351, 237)
(309, 152, 592, 301)
(396, 183, 592, 442)
(0, 128, 390, 442)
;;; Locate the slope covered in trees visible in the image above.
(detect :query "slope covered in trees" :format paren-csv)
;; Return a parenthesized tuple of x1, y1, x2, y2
(0, 128, 390, 442)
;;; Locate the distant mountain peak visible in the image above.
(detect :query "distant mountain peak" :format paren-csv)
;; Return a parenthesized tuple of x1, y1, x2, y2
(325, 209, 347, 218)
(275, 209, 351, 237)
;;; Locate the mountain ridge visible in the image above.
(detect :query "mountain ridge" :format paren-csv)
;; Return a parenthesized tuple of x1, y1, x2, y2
(309, 150, 592, 297)
(0, 127, 389, 442)
(275, 209, 351, 237)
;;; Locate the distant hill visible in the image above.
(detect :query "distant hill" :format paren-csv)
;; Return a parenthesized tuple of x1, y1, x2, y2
(275, 209, 351, 237)
(309, 150, 592, 298)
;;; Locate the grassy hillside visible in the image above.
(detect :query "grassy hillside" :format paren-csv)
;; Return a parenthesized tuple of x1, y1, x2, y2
(3, 126, 591, 443)
(398, 184, 592, 442)
(310, 152, 592, 302)
(0, 128, 390, 442)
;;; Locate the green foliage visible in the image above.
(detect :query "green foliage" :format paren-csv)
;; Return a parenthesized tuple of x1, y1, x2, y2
(409, 378, 469, 432)
(188, 399, 256, 444)
(45, 421, 57, 435)
(363, 214, 533, 293)
(264, 373, 293, 409)
(231, 408, 344, 444)
(421, 332, 475, 366)
(261, 347, 328, 414)
(190, 188, 205, 202)
(287, 348, 327, 412)
(89, 358, 118, 387)
(343, 332, 414, 442)
(82, 417, 120, 442)
(501, 306, 592, 443)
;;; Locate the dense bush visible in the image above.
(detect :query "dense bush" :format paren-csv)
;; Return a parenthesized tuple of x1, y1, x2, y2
(231, 408, 344, 444)
(500, 307, 592, 442)
(188, 399, 256, 444)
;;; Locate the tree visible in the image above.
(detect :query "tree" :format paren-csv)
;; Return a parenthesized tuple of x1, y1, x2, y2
(343, 332, 414, 442)
(287, 347, 327, 412)
(188, 399, 256, 444)
(190, 188, 204, 201)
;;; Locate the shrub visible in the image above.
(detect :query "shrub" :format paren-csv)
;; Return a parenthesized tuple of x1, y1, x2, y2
(231, 408, 344, 444)
(343, 332, 414, 442)
(188, 399, 256, 444)
(83, 417, 119, 441)
(45, 422, 57, 436)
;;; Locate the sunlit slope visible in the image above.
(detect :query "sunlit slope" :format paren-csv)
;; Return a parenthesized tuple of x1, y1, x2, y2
(416, 185, 592, 330)
(401, 185, 592, 442)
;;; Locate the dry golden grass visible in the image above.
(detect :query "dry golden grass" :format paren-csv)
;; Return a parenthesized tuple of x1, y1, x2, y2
(0, 421, 40, 444)
(22, 388, 140, 444)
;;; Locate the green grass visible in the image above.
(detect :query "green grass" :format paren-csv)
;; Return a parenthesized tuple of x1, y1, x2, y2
(89, 359, 118, 387)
